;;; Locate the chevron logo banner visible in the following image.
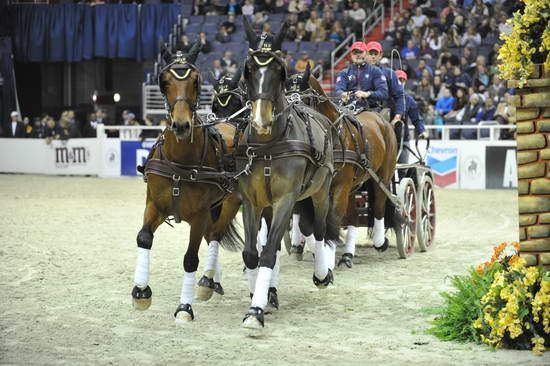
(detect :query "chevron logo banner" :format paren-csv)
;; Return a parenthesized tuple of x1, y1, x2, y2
(427, 146, 459, 188)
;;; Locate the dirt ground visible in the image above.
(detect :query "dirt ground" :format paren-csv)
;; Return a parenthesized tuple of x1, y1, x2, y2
(0, 175, 547, 365)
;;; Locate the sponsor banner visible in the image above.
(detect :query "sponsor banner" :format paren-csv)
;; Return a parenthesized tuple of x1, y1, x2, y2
(485, 146, 518, 189)
(100, 139, 121, 177)
(120, 139, 155, 176)
(0, 138, 100, 175)
(427, 146, 459, 188)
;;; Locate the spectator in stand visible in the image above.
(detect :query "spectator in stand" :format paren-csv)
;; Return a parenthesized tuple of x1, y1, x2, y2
(220, 51, 237, 71)
(410, 28, 422, 47)
(402, 40, 420, 59)
(288, 0, 299, 14)
(476, 96, 496, 123)
(295, 51, 315, 72)
(252, 12, 269, 33)
(121, 113, 141, 140)
(295, 22, 310, 42)
(393, 30, 407, 49)
(140, 115, 160, 141)
(416, 59, 434, 79)
(454, 94, 484, 140)
(305, 11, 320, 34)
(461, 26, 481, 48)
(275, 0, 287, 13)
(212, 59, 224, 79)
(322, 9, 335, 31)
(30, 117, 45, 138)
(242, 0, 254, 17)
(487, 75, 508, 103)
(222, 13, 237, 34)
(225, 0, 241, 15)
(419, 39, 436, 59)
(427, 27, 446, 52)
(411, 7, 427, 29)
(257, 0, 276, 13)
(415, 77, 434, 108)
(473, 64, 490, 92)
(435, 87, 454, 115)
(22, 117, 32, 137)
(4, 111, 25, 137)
(329, 21, 345, 43)
(198, 32, 211, 54)
(349, 2, 366, 36)
(215, 25, 232, 43)
(487, 43, 500, 65)
(178, 34, 192, 53)
(44, 117, 59, 141)
(340, 10, 357, 35)
(311, 19, 327, 42)
(432, 75, 444, 103)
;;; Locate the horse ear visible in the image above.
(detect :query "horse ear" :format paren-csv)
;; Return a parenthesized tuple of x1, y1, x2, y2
(272, 21, 288, 51)
(187, 41, 201, 64)
(231, 67, 243, 88)
(302, 63, 311, 89)
(243, 16, 257, 49)
(160, 43, 172, 65)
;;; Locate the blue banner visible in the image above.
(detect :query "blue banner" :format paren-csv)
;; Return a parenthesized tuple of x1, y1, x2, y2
(120, 140, 155, 176)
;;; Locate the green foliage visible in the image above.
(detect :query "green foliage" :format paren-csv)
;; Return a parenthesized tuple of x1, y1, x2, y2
(426, 263, 503, 343)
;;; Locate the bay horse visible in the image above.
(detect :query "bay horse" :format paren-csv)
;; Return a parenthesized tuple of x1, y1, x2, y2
(285, 66, 401, 268)
(131, 44, 243, 322)
(235, 20, 340, 330)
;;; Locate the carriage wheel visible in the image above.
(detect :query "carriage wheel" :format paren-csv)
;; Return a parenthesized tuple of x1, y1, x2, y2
(395, 178, 417, 259)
(416, 175, 436, 252)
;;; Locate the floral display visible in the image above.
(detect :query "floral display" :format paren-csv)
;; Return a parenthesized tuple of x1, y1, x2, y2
(498, 0, 550, 87)
(429, 243, 550, 355)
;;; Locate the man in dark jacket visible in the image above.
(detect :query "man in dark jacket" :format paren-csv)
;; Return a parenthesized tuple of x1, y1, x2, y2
(5, 111, 25, 137)
(335, 41, 388, 110)
(365, 41, 405, 123)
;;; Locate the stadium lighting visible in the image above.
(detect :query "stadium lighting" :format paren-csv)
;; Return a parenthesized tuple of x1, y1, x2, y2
(113, 93, 121, 103)
(92, 91, 97, 103)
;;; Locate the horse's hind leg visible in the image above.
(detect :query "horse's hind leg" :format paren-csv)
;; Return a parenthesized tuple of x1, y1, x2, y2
(197, 195, 241, 301)
(311, 179, 335, 289)
(372, 177, 391, 252)
(174, 213, 208, 322)
(132, 199, 166, 310)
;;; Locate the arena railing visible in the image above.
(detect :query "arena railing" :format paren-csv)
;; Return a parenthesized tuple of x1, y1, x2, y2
(96, 123, 515, 142)
(142, 83, 214, 119)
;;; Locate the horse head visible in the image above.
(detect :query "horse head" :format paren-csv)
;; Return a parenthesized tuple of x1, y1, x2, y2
(285, 63, 312, 94)
(158, 42, 201, 139)
(243, 17, 288, 135)
(210, 68, 245, 118)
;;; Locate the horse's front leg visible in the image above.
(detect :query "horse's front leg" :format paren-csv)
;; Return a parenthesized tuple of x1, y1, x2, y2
(311, 177, 335, 289)
(241, 199, 262, 305)
(174, 212, 208, 323)
(243, 193, 296, 330)
(131, 196, 166, 310)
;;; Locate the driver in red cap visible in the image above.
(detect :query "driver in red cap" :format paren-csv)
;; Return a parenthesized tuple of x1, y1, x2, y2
(335, 41, 388, 110)
(365, 41, 405, 125)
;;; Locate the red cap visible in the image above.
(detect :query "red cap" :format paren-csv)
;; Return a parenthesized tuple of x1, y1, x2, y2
(365, 41, 383, 53)
(350, 41, 367, 52)
(395, 70, 408, 80)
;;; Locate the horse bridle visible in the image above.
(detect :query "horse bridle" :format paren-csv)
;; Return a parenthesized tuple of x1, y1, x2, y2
(158, 53, 202, 129)
(244, 49, 287, 103)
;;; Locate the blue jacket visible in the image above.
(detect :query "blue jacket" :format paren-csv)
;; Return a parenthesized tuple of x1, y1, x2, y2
(398, 94, 426, 142)
(335, 63, 389, 108)
(435, 96, 454, 114)
(381, 66, 405, 117)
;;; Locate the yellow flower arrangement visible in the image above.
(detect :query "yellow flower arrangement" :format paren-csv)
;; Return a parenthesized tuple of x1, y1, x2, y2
(474, 243, 550, 354)
(498, 0, 550, 87)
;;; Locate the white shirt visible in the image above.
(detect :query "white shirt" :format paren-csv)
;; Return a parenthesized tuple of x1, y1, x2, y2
(12, 121, 17, 136)
(349, 8, 366, 22)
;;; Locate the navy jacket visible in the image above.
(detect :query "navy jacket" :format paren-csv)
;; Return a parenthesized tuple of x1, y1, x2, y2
(380, 66, 405, 117)
(397, 94, 426, 142)
(335, 63, 388, 108)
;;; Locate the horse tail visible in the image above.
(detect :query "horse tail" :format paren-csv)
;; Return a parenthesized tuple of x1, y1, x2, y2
(218, 217, 244, 252)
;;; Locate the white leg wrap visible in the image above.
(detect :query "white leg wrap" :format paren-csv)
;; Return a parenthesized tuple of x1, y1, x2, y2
(314, 240, 329, 280)
(246, 267, 259, 294)
(291, 214, 303, 246)
(257, 218, 268, 247)
(203, 241, 219, 274)
(251, 267, 273, 309)
(327, 241, 336, 270)
(305, 234, 316, 253)
(270, 251, 281, 288)
(134, 247, 150, 289)
(344, 226, 357, 255)
(214, 260, 222, 283)
(373, 218, 385, 247)
(179, 271, 196, 305)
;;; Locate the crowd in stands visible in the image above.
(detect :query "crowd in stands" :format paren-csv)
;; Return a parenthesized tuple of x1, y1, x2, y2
(381, 0, 518, 139)
(2, 109, 164, 141)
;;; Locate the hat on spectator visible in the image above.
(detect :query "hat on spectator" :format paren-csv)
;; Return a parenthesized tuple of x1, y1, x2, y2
(380, 57, 390, 65)
(365, 41, 382, 53)
(10, 111, 19, 117)
(395, 70, 408, 80)
(350, 41, 367, 52)
(127, 113, 136, 120)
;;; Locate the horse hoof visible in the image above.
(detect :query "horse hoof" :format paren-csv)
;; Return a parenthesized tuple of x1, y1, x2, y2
(196, 275, 215, 301)
(313, 269, 334, 289)
(374, 237, 389, 253)
(267, 287, 279, 310)
(242, 307, 264, 330)
(337, 253, 353, 269)
(131, 285, 152, 310)
(213, 282, 224, 295)
(289, 245, 304, 261)
(174, 303, 194, 323)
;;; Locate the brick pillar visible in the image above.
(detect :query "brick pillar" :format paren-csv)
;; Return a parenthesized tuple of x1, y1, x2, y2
(509, 64, 550, 267)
